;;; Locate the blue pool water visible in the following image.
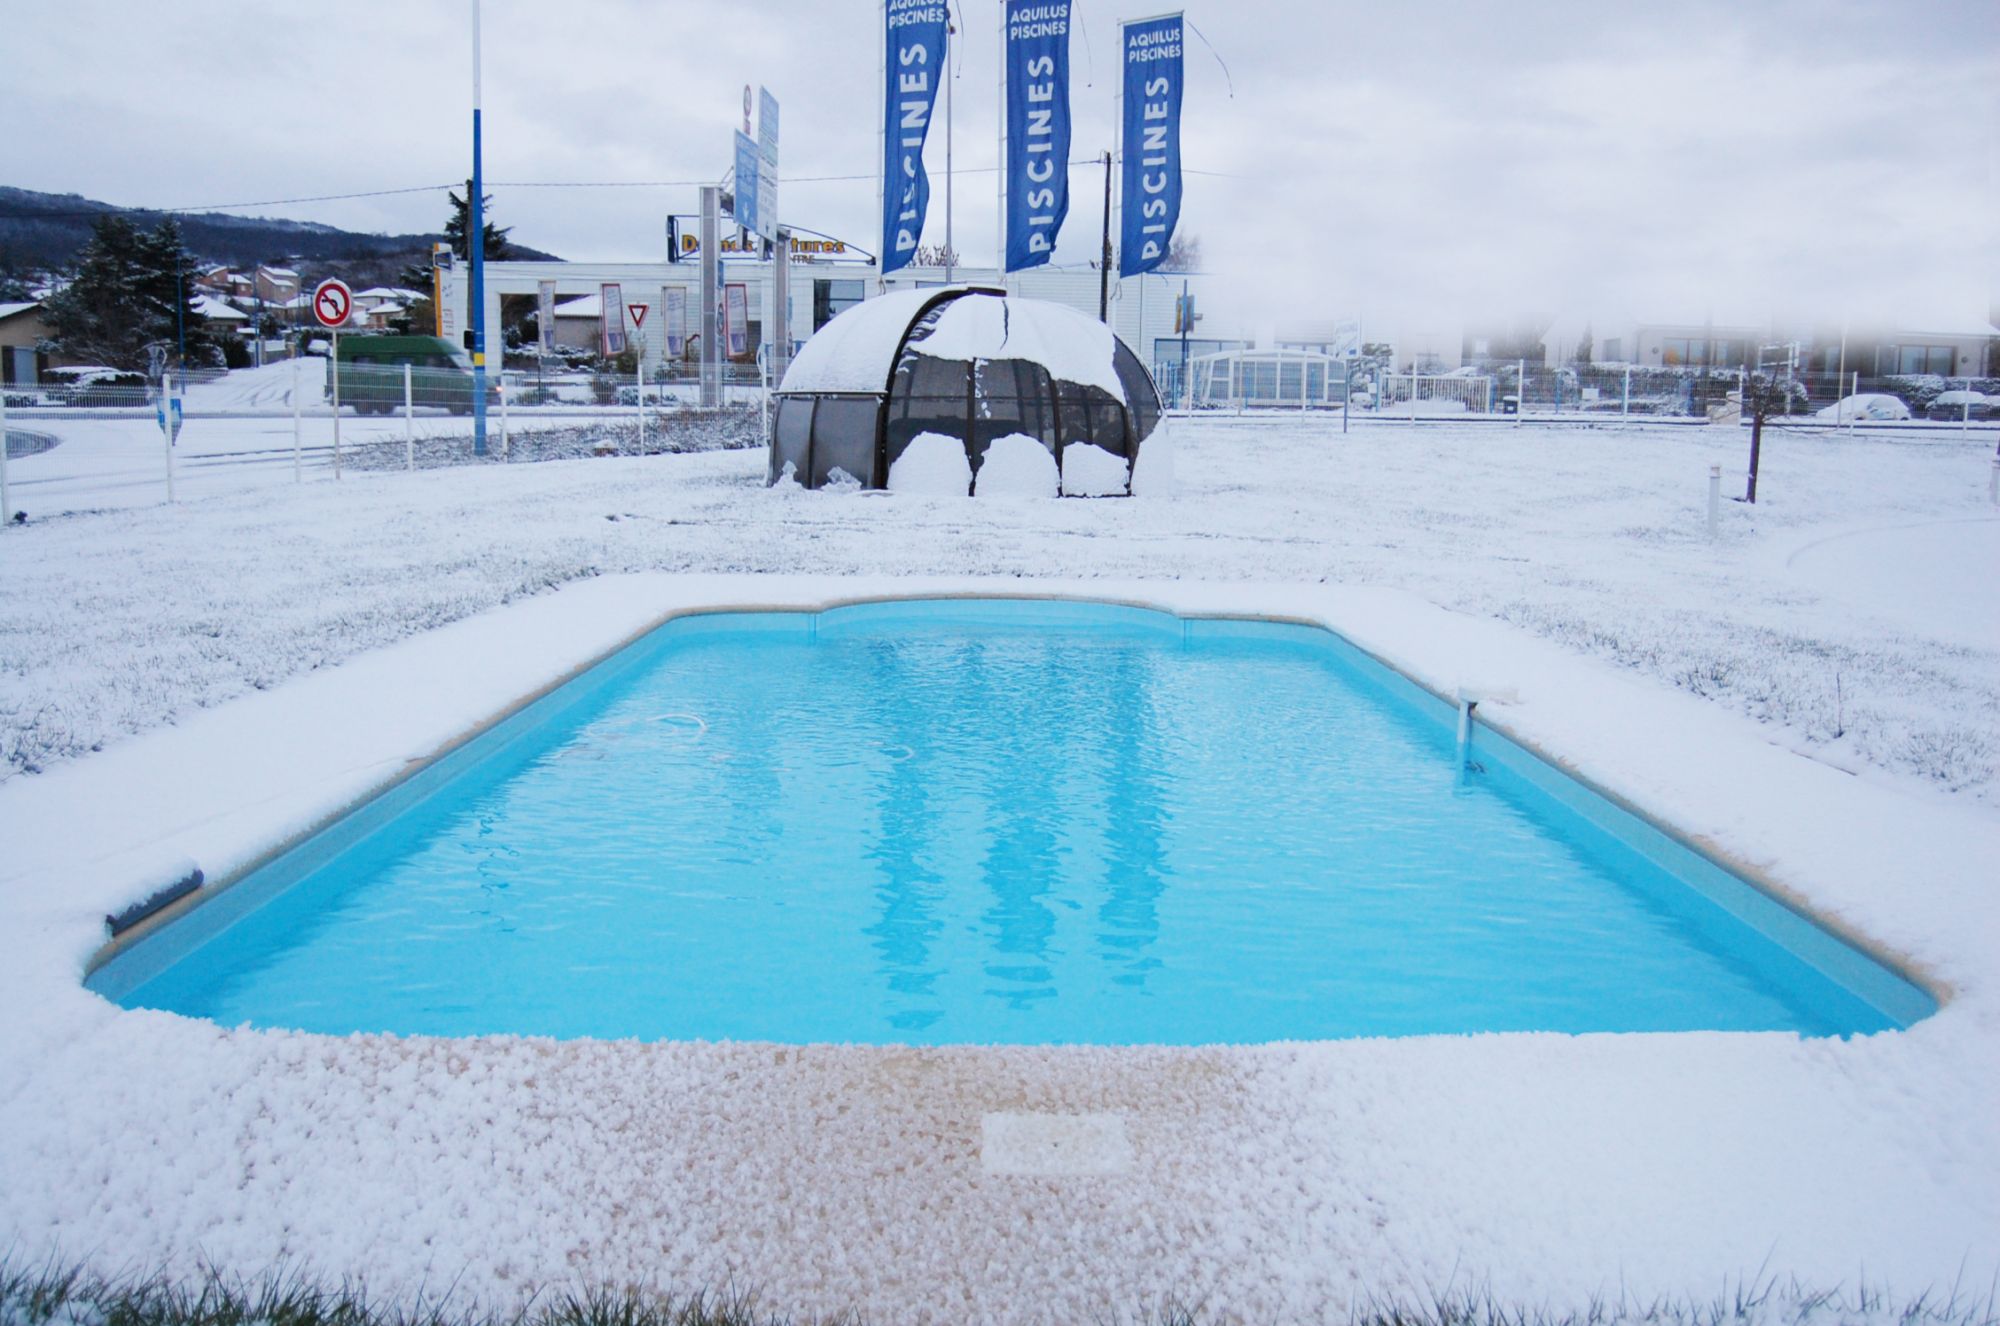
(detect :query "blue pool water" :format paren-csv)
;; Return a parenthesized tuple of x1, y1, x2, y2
(90, 600, 1933, 1044)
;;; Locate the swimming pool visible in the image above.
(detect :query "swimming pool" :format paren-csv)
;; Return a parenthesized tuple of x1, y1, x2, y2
(87, 598, 1934, 1044)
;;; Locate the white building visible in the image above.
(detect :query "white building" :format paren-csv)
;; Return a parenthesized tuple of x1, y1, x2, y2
(438, 239, 1218, 382)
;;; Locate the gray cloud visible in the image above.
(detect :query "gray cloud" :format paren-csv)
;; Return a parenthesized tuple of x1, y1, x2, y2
(7, 0, 1995, 336)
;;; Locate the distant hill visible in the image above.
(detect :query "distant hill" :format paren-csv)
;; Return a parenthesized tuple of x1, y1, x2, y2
(0, 185, 558, 290)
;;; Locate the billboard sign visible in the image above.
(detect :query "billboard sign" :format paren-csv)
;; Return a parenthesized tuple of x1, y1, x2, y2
(758, 87, 780, 165)
(664, 287, 687, 358)
(1004, 0, 1073, 271)
(733, 131, 761, 239)
(536, 280, 556, 356)
(724, 283, 749, 358)
(1118, 13, 1183, 278)
(881, 0, 948, 274)
(600, 283, 627, 356)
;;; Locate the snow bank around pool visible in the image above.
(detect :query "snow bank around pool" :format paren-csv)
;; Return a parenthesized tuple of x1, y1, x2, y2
(1059, 442, 1130, 497)
(974, 433, 1060, 497)
(888, 433, 973, 496)
(0, 572, 1995, 1324)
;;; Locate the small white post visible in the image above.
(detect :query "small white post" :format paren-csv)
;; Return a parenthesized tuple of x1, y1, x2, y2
(1708, 463, 1721, 538)
(499, 374, 511, 460)
(1964, 395, 1972, 435)
(160, 370, 176, 503)
(1516, 358, 1525, 426)
(637, 357, 646, 451)
(403, 362, 415, 470)
(1848, 371, 1858, 431)
(1989, 457, 1998, 506)
(757, 354, 768, 442)
(1622, 366, 1630, 417)
(290, 353, 302, 482)
(331, 329, 342, 480)
(0, 383, 11, 524)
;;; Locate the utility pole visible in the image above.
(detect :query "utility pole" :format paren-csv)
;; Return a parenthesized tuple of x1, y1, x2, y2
(1098, 151, 1113, 323)
(944, 9, 956, 284)
(469, 0, 489, 456)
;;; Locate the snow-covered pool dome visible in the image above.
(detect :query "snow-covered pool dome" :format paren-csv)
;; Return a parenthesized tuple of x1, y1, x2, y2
(768, 287, 1171, 497)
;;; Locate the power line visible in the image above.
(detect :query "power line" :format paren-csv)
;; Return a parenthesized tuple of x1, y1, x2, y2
(0, 184, 457, 220)
(3, 158, 1239, 221)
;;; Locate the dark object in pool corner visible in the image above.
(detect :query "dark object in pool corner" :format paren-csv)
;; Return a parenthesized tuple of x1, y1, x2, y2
(105, 868, 204, 938)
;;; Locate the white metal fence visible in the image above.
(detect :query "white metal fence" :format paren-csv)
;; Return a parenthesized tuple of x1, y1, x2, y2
(1379, 373, 1494, 414)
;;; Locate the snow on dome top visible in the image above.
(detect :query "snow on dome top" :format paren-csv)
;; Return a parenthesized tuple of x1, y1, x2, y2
(778, 289, 1126, 399)
(908, 294, 1124, 398)
(778, 289, 940, 395)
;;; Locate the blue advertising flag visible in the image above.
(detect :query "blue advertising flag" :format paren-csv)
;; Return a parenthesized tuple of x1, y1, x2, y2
(882, 0, 949, 275)
(1119, 13, 1183, 278)
(1005, 2, 1072, 272)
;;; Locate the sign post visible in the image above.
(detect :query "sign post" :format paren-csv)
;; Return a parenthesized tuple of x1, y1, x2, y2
(1, 374, 12, 523)
(629, 302, 650, 449)
(313, 278, 352, 479)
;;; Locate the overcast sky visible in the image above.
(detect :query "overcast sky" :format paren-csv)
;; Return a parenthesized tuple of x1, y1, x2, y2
(8, 0, 1997, 338)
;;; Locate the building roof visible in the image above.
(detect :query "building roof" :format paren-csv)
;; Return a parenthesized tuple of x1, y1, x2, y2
(192, 295, 249, 321)
(0, 301, 43, 322)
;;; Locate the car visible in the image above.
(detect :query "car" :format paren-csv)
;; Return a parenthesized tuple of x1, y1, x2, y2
(1924, 390, 1993, 422)
(46, 367, 149, 407)
(1814, 392, 1911, 423)
(325, 335, 496, 415)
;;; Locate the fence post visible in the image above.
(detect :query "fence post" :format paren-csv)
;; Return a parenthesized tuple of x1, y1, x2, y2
(499, 376, 511, 460)
(1622, 366, 1630, 417)
(1708, 464, 1721, 538)
(637, 359, 647, 452)
(1990, 457, 1998, 506)
(0, 383, 10, 524)
(331, 330, 342, 481)
(1848, 371, 1857, 431)
(1516, 359, 1525, 427)
(159, 370, 176, 503)
(403, 362, 415, 471)
(291, 354, 302, 482)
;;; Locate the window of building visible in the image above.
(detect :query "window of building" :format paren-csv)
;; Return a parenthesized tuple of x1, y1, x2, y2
(812, 280, 866, 332)
(1894, 344, 1955, 375)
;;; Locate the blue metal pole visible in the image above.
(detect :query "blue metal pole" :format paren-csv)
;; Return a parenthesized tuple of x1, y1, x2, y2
(470, 0, 488, 456)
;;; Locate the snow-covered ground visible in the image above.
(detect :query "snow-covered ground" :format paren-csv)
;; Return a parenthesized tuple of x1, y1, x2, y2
(4, 358, 762, 515)
(1, 417, 1997, 1322)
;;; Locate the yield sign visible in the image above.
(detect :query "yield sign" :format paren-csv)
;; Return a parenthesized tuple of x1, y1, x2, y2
(628, 303, 650, 329)
(312, 278, 353, 328)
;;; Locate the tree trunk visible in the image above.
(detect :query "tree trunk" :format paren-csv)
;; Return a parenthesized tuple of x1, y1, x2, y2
(1746, 412, 1762, 504)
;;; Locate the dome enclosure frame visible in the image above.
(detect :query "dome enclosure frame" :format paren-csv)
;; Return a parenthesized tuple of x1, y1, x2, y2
(767, 287, 1165, 496)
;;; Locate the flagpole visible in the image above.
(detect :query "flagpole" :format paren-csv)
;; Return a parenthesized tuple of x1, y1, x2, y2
(944, 5, 955, 282)
(469, 0, 488, 456)
(997, 1, 1007, 279)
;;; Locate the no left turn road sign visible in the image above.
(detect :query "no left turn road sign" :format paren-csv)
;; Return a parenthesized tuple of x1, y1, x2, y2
(313, 278, 353, 329)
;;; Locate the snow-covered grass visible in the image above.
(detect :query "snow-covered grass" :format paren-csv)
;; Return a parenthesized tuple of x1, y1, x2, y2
(1, 1261, 1995, 1326)
(2, 417, 1994, 806)
(2, 417, 1998, 1326)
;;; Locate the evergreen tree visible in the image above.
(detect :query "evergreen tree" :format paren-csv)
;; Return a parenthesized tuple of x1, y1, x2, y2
(445, 183, 513, 262)
(134, 217, 213, 366)
(397, 184, 513, 294)
(43, 215, 210, 370)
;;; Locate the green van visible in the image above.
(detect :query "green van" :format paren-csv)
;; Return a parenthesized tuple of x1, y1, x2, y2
(326, 335, 495, 415)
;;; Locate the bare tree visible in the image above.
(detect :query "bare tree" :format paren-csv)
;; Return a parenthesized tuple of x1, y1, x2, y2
(1740, 371, 1805, 503)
